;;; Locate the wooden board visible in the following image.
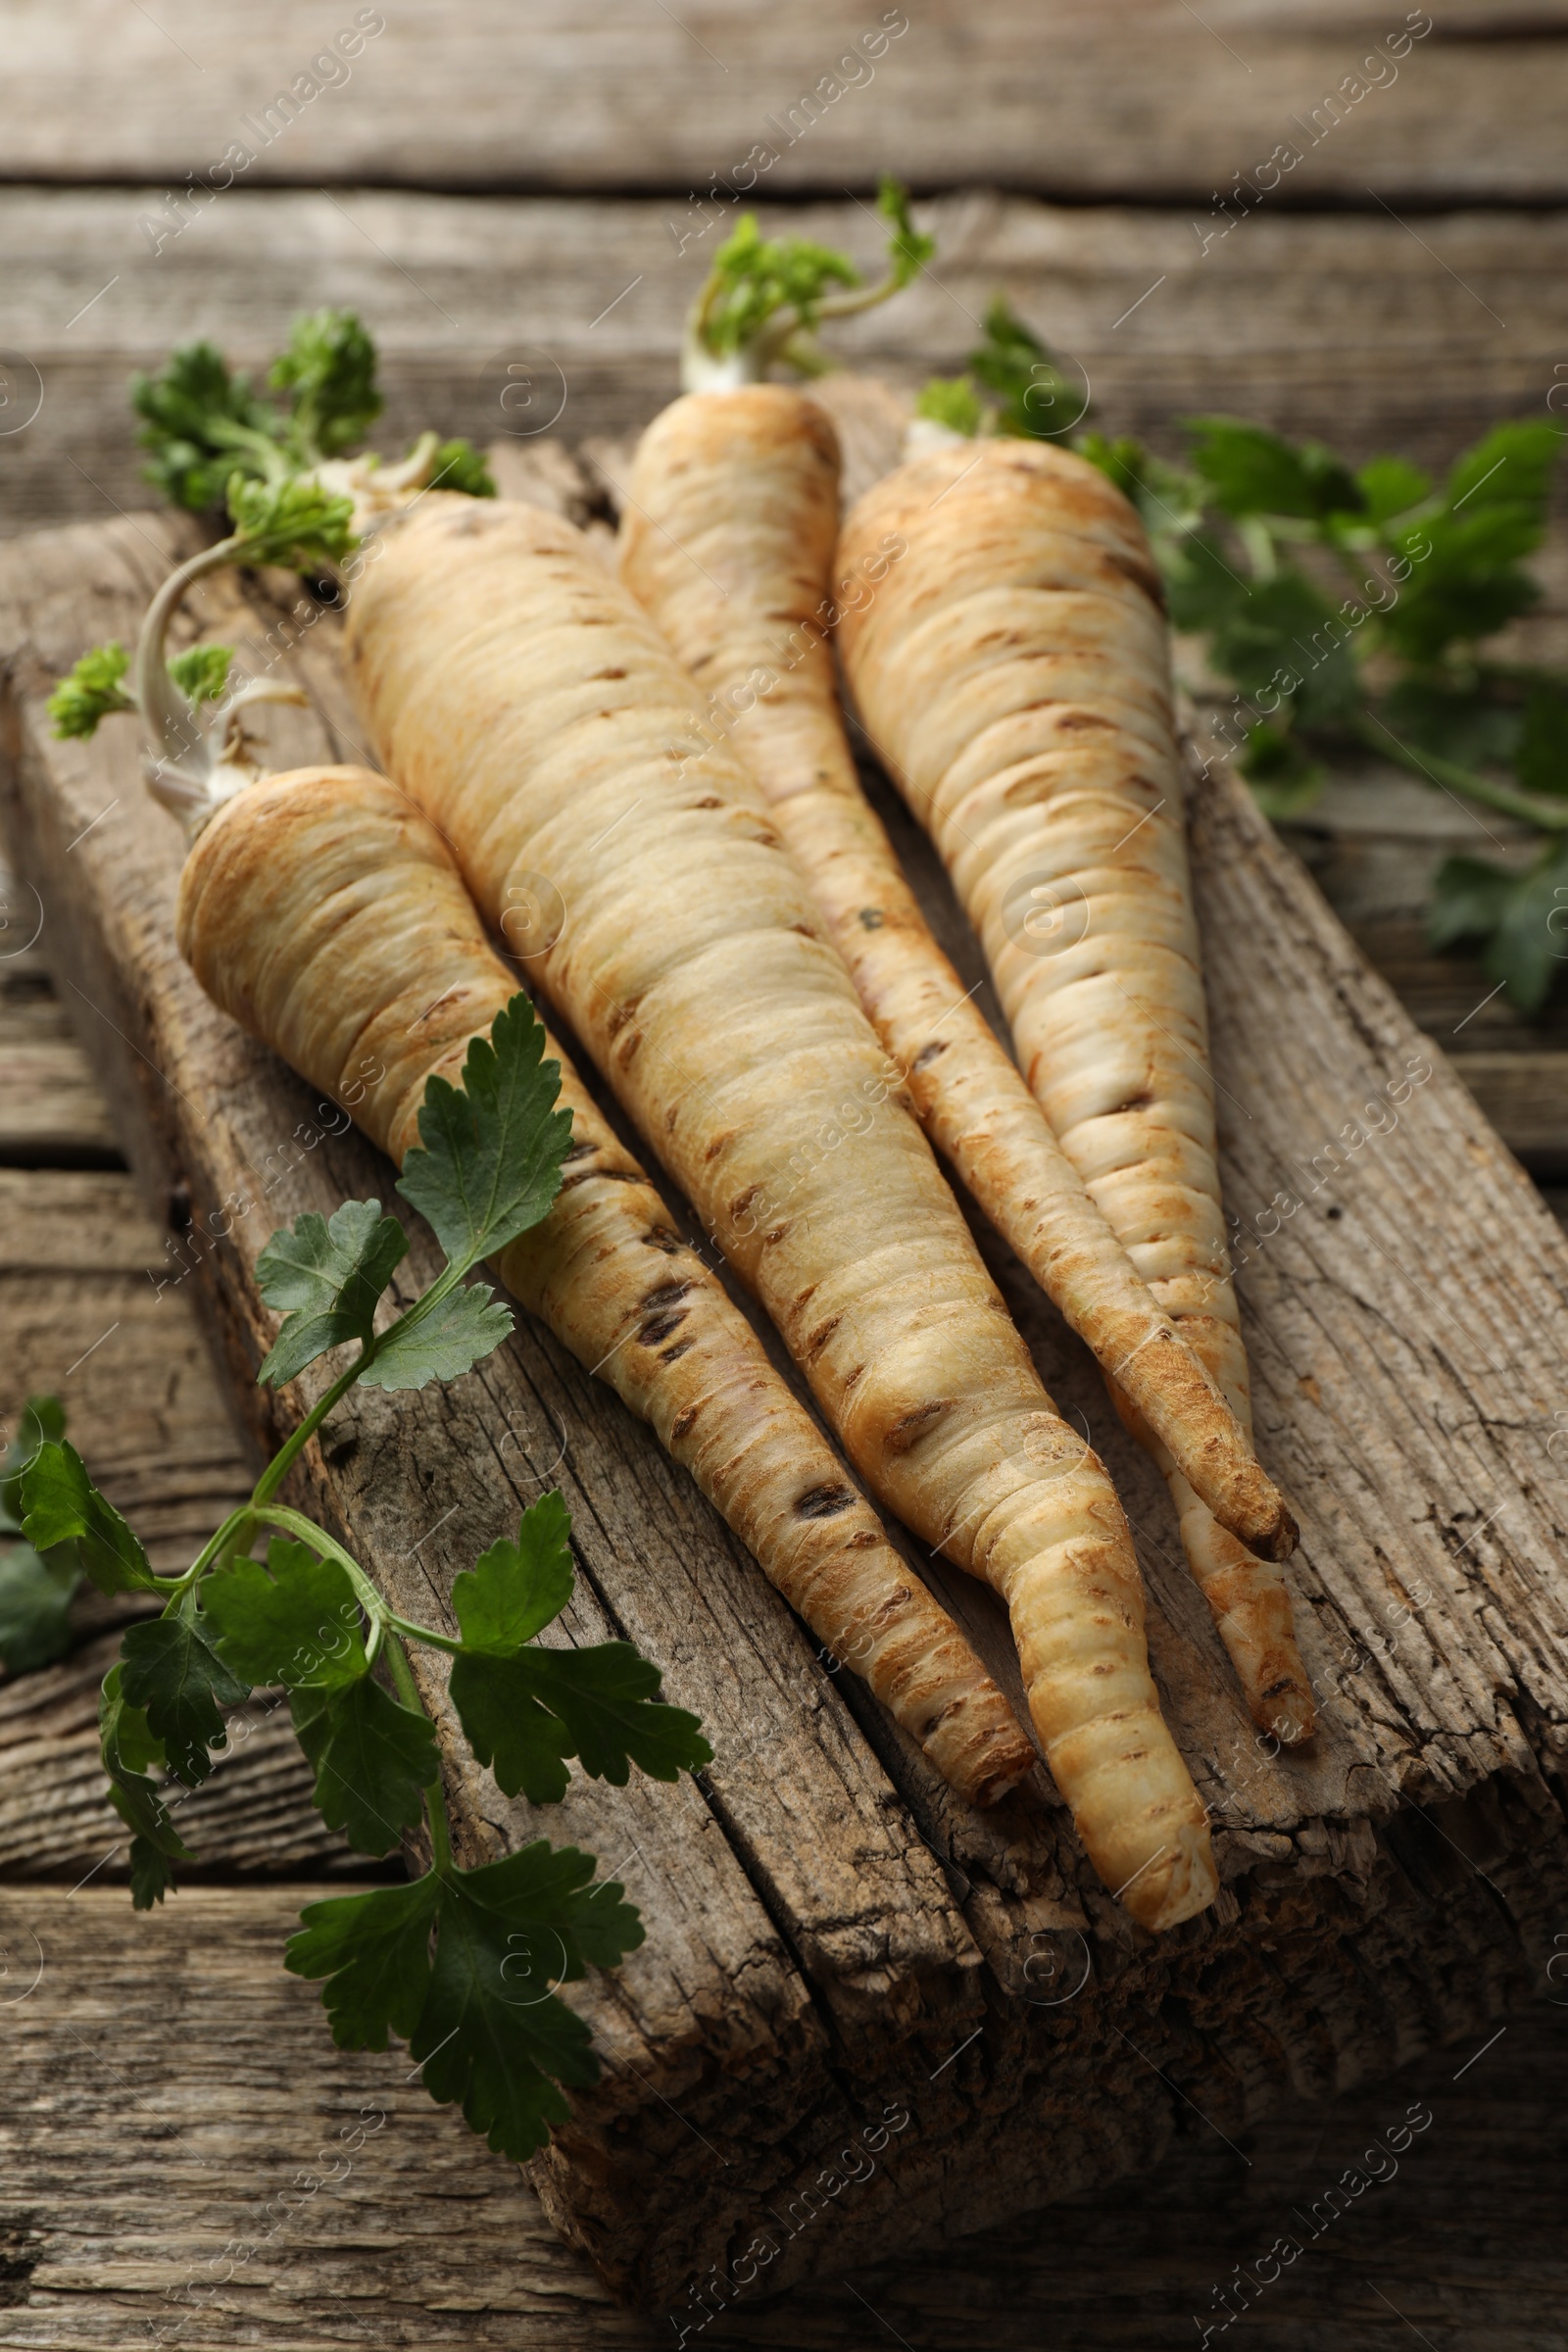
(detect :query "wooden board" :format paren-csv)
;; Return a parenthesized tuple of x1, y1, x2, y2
(5, 189, 1567, 539)
(6, 486, 1568, 2310)
(2, 2, 1564, 200)
(1, 1882, 1564, 2352)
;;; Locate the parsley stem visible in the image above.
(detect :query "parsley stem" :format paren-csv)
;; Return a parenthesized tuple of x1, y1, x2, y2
(1356, 714, 1568, 832)
(252, 1352, 369, 1507)
(386, 1612, 463, 1655)
(251, 1501, 455, 1873)
(177, 1503, 256, 1592)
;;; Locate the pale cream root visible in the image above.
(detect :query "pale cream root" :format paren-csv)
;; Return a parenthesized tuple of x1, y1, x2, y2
(615, 385, 1294, 1567)
(338, 501, 1218, 1924)
(836, 439, 1314, 1744)
(176, 763, 1036, 1806)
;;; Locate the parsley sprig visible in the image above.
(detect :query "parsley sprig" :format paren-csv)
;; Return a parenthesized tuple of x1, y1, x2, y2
(132, 308, 495, 516)
(919, 299, 1568, 1012)
(684, 176, 933, 388)
(11, 998, 710, 2160)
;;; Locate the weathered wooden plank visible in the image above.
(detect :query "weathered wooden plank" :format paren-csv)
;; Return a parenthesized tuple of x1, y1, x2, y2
(1, 1, 1563, 200)
(0, 1884, 1563, 2351)
(8, 499, 1568, 2305)
(4, 190, 1566, 538)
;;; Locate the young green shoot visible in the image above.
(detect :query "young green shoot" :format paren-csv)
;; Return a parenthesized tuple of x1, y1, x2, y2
(47, 472, 355, 828)
(14, 995, 710, 2159)
(683, 175, 934, 391)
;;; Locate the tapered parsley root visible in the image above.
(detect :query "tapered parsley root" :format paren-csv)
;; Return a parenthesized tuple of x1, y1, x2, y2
(342, 494, 1219, 1927)
(836, 437, 1314, 1744)
(175, 765, 1035, 1806)
(616, 385, 1295, 1571)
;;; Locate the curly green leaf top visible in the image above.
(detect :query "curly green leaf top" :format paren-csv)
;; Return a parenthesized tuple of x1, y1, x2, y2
(47, 642, 135, 739)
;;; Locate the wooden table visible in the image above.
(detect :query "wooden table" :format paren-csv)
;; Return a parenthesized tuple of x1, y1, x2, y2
(4, 8, 1568, 2343)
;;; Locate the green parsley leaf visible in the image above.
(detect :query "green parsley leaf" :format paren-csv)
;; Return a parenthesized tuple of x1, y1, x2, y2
(292, 1674, 440, 1855)
(47, 642, 135, 741)
(166, 644, 233, 709)
(1184, 417, 1362, 523)
(288, 1844, 643, 2159)
(225, 471, 357, 571)
(0, 1544, 80, 1674)
(100, 1661, 193, 1906)
(127, 1838, 180, 1909)
(255, 1199, 409, 1388)
(357, 1279, 514, 1392)
(205, 1539, 367, 1690)
(413, 1844, 644, 2161)
(968, 297, 1081, 442)
(119, 1592, 249, 1786)
(1356, 455, 1431, 525)
(131, 339, 284, 513)
(0, 1396, 66, 1532)
(21, 1441, 159, 1596)
(1239, 720, 1324, 818)
(876, 174, 935, 291)
(1446, 419, 1562, 524)
(397, 994, 571, 1271)
(1515, 687, 1568, 800)
(451, 1492, 575, 1651)
(428, 438, 497, 498)
(1429, 836, 1568, 1013)
(452, 1639, 711, 1802)
(914, 375, 984, 437)
(1378, 680, 1523, 774)
(285, 1875, 442, 2048)
(270, 308, 383, 464)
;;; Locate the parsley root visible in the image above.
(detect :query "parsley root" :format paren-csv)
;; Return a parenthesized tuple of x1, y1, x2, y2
(835, 437, 1315, 1744)
(343, 495, 1219, 1927)
(615, 384, 1296, 1569)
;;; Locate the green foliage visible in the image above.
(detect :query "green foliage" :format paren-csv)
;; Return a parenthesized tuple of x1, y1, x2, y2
(21, 1440, 159, 1595)
(132, 311, 491, 532)
(47, 642, 134, 740)
(1184, 417, 1362, 524)
(448, 1493, 712, 1804)
(255, 1199, 409, 1387)
(205, 1540, 366, 1690)
(913, 375, 984, 436)
(966, 297, 1083, 442)
(291, 1675, 440, 1856)
(287, 1844, 643, 2160)
(428, 438, 497, 498)
(0, 1397, 82, 1674)
(269, 308, 382, 460)
(119, 1592, 249, 1785)
(396, 994, 571, 1270)
(166, 644, 233, 709)
(876, 173, 936, 291)
(225, 473, 357, 571)
(1429, 836, 1568, 1012)
(700, 214, 860, 358)
(693, 176, 928, 368)
(131, 340, 282, 513)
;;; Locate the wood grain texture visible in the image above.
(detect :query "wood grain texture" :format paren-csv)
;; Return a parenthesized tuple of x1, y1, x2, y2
(1, 1, 1564, 199)
(0, 1885, 1564, 2351)
(6, 502, 1568, 2306)
(4, 189, 1566, 539)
